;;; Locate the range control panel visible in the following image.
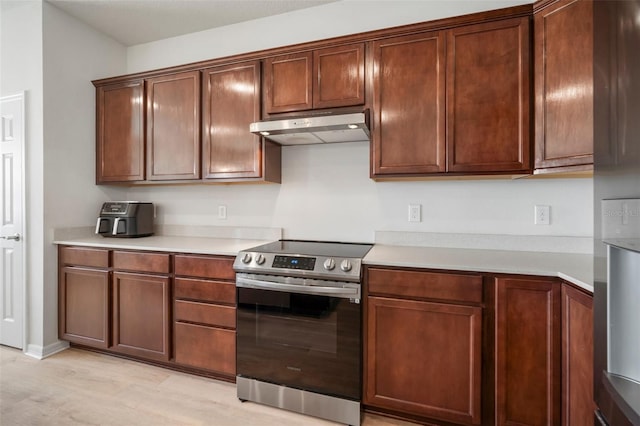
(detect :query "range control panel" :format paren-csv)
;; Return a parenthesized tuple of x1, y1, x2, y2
(233, 252, 363, 282)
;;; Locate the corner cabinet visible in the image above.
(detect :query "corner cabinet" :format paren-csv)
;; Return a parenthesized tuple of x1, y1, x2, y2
(534, 0, 593, 173)
(493, 276, 561, 426)
(364, 267, 483, 425)
(96, 80, 145, 183)
(371, 16, 531, 178)
(263, 43, 366, 115)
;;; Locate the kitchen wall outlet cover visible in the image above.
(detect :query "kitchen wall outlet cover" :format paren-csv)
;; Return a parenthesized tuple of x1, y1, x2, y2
(534, 205, 550, 225)
(408, 204, 421, 222)
(218, 205, 227, 220)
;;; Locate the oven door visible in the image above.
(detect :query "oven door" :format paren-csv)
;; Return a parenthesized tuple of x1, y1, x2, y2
(236, 273, 362, 400)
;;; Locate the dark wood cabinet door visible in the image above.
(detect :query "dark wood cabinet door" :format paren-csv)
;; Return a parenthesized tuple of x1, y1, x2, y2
(174, 322, 235, 376)
(365, 296, 482, 425)
(96, 80, 144, 183)
(59, 267, 110, 349)
(495, 277, 561, 426)
(264, 52, 313, 114)
(447, 17, 531, 173)
(313, 43, 365, 109)
(561, 283, 594, 426)
(112, 272, 170, 361)
(535, 0, 593, 171)
(202, 61, 262, 179)
(371, 32, 446, 176)
(146, 71, 200, 180)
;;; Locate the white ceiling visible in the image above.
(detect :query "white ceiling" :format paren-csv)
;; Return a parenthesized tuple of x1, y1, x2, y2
(46, 0, 338, 46)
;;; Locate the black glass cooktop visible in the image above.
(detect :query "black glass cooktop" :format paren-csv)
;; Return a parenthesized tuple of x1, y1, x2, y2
(248, 240, 373, 259)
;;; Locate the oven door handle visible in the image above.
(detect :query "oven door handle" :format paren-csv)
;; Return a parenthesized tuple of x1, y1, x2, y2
(236, 276, 360, 299)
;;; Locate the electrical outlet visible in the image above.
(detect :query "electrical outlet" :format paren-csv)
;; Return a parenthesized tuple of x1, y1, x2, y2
(218, 205, 227, 220)
(534, 205, 550, 225)
(408, 204, 421, 222)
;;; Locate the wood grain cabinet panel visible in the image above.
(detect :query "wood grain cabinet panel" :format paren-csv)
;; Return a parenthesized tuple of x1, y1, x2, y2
(371, 32, 446, 176)
(59, 266, 110, 349)
(146, 71, 201, 180)
(366, 296, 482, 425)
(494, 277, 561, 426)
(561, 283, 594, 426)
(313, 43, 365, 109)
(174, 278, 235, 305)
(174, 254, 235, 281)
(447, 17, 531, 173)
(264, 52, 313, 113)
(174, 322, 235, 375)
(112, 272, 171, 361)
(96, 80, 144, 183)
(534, 0, 593, 172)
(264, 44, 365, 114)
(59, 246, 109, 268)
(202, 61, 262, 179)
(112, 251, 170, 274)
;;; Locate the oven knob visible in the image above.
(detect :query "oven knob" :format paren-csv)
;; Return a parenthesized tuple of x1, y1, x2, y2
(340, 259, 352, 272)
(255, 254, 266, 265)
(241, 253, 252, 264)
(323, 258, 336, 270)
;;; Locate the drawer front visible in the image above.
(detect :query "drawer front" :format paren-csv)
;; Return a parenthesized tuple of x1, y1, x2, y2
(174, 322, 235, 375)
(367, 267, 483, 304)
(59, 246, 109, 268)
(113, 250, 170, 274)
(174, 278, 235, 304)
(174, 255, 235, 280)
(175, 300, 236, 328)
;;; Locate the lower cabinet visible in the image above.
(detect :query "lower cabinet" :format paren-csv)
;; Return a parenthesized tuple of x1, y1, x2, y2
(58, 245, 236, 380)
(58, 246, 110, 349)
(173, 255, 236, 378)
(561, 282, 594, 425)
(112, 272, 171, 361)
(494, 277, 561, 426)
(365, 267, 483, 425)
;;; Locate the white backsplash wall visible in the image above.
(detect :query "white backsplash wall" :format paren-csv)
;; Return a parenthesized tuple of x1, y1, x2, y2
(127, 142, 593, 243)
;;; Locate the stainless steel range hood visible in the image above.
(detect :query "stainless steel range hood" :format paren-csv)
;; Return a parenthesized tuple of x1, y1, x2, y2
(249, 112, 370, 145)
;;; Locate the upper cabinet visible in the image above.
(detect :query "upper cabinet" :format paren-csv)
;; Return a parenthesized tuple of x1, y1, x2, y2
(146, 71, 201, 181)
(94, 65, 280, 185)
(371, 32, 446, 175)
(534, 0, 593, 173)
(371, 16, 531, 178)
(96, 80, 145, 183)
(263, 43, 366, 115)
(447, 18, 531, 174)
(202, 60, 280, 181)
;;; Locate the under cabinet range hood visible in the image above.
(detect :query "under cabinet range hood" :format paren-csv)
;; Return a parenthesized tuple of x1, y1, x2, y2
(249, 112, 370, 145)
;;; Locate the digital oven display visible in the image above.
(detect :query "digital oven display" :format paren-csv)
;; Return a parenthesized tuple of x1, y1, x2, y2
(272, 255, 316, 271)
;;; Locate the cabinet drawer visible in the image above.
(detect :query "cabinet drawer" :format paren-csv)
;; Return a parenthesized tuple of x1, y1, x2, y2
(174, 322, 235, 375)
(174, 278, 235, 304)
(59, 246, 109, 268)
(113, 251, 170, 274)
(175, 300, 236, 328)
(174, 255, 234, 280)
(367, 268, 483, 304)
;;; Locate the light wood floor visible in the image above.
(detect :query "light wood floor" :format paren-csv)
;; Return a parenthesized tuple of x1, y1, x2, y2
(0, 346, 417, 426)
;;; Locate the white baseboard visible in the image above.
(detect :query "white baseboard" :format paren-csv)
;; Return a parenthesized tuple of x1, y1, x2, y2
(24, 340, 70, 360)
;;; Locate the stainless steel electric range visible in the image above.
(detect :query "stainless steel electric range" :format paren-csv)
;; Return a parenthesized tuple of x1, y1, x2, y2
(233, 240, 373, 426)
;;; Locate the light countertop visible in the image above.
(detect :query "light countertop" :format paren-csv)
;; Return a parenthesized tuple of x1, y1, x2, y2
(54, 229, 593, 293)
(364, 244, 593, 293)
(53, 234, 273, 257)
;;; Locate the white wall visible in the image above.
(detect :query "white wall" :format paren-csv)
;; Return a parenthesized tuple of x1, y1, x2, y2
(125, 0, 593, 243)
(1, 0, 128, 356)
(1, 0, 46, 355)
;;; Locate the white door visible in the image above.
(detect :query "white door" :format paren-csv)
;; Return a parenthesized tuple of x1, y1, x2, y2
(0, 93, 25, 349)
